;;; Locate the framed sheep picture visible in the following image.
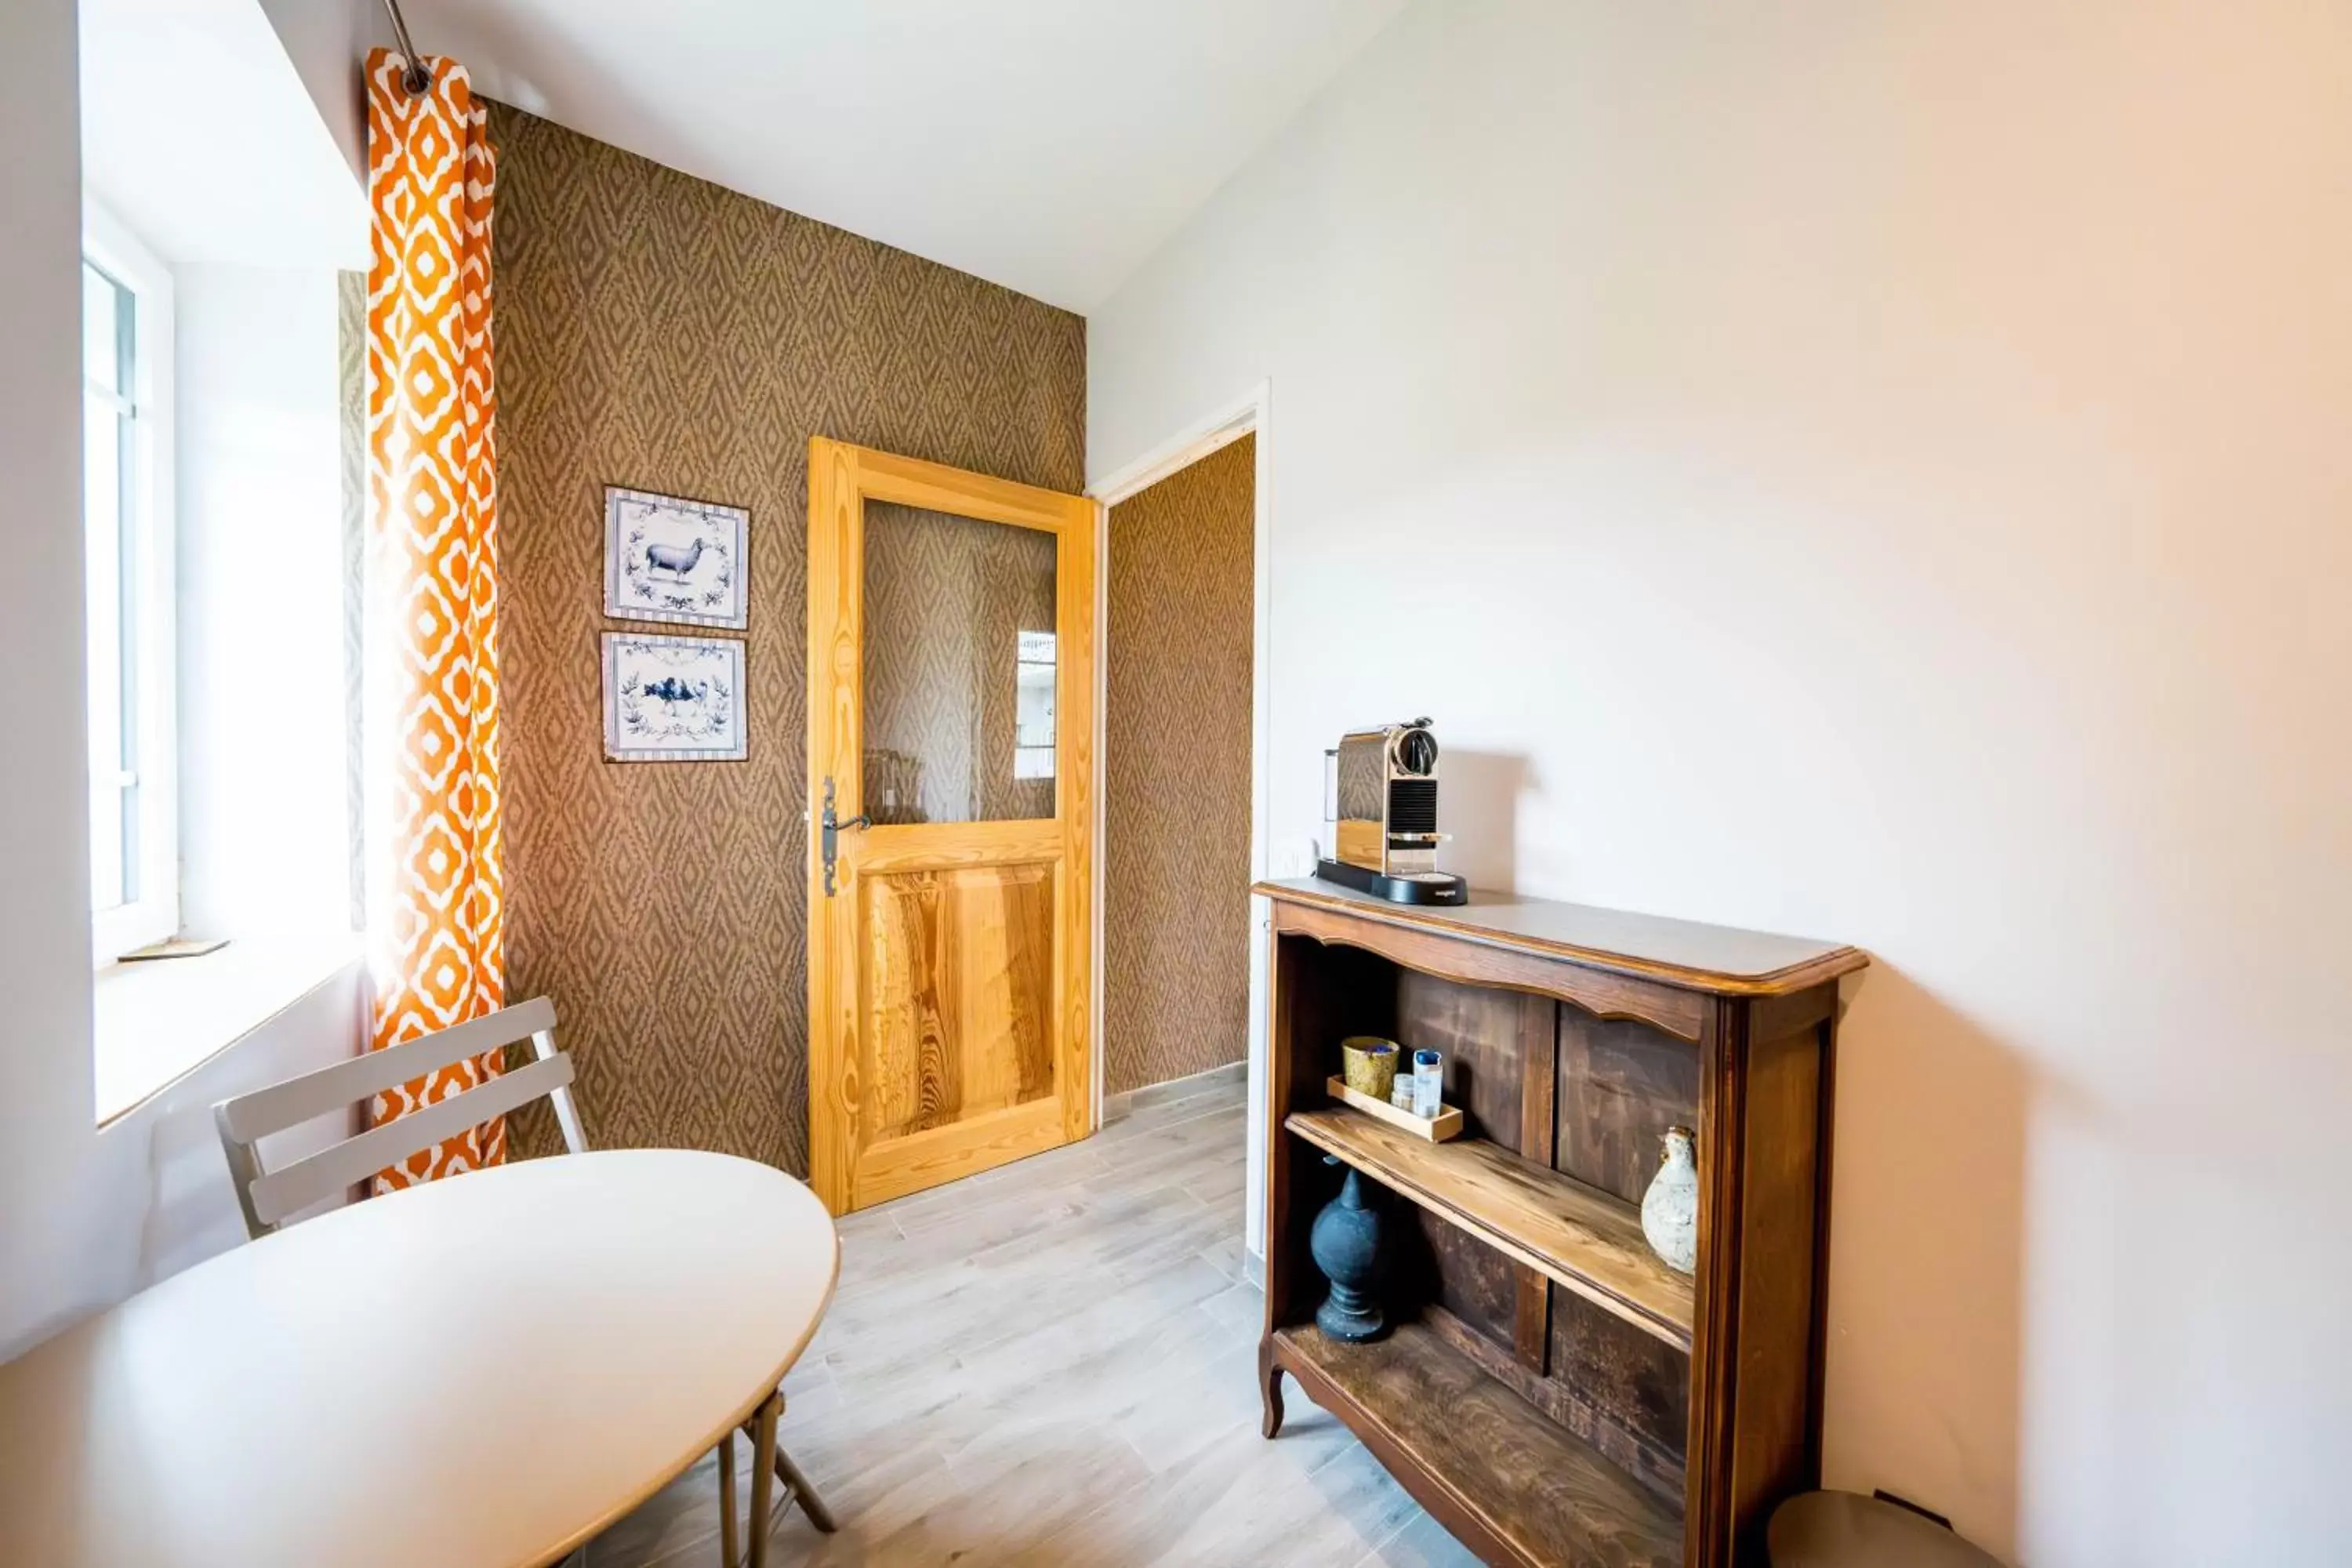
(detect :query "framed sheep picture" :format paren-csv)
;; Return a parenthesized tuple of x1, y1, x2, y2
(602, 632, 747, 762)
(604, 485, 749, 630)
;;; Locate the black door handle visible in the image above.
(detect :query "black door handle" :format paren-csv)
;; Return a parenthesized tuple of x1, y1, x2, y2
(819, 776, 869, 897)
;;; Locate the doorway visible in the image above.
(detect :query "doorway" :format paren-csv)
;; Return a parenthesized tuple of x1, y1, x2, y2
(1091, 384, 1272, 1253)
(1101, 434, 1258, 1097)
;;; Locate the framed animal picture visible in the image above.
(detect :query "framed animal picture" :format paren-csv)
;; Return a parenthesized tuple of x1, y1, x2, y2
(604, 485, 749, 629)
(601, 632, 747, 762)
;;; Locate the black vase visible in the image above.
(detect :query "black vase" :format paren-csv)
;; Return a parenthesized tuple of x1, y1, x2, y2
(1309, 1156, 1388, 1342)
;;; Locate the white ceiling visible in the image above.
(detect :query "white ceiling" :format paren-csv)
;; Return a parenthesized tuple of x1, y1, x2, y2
(397, 0, 1405, 311)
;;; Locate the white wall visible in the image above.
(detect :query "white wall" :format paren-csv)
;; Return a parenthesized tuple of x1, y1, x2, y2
(107, 967, 369, 1291)
(176, 264, 354, 939)
(1088, 4, 2352, 1563)
(0, 0, 110, 1357)
(257, 0, 377, 185)
(0, 0, 367, 1359)
(81, 0, 368, 271)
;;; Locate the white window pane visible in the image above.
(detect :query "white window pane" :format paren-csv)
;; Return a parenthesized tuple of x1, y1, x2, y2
(89, 789, 123, 911)
(83, 387, 128, 911)
(1014, 745, 1055, 781)
(84, 256, 136, 915)
(80, 216, 176, 957)
(82, 264, 121, 397)
(82, 391, 124, 745)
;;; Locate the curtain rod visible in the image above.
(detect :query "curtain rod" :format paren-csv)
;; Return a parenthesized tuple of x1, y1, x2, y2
(380, 0, 432, 96)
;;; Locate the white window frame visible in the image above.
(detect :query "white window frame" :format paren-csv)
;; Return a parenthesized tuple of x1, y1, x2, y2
(83, 201, 178, 964)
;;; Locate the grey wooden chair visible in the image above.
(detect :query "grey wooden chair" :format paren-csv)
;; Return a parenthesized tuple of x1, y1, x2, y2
(211, 996, 838, 1559)
(212, 996, 586, 1237)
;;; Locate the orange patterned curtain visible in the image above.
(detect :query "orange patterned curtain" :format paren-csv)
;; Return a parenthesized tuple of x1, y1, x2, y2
(364, 49, 506, 1192)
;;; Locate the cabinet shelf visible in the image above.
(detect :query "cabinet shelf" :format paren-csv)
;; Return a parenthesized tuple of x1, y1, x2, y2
(1271, 1320, 1682, 1568)
(1286, 1105, 1695, 1351)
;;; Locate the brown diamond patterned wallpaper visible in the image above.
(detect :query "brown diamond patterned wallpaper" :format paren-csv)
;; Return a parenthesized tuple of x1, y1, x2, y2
(1104, 434, 1256, 1095)
(490, 102, 1085, 1171)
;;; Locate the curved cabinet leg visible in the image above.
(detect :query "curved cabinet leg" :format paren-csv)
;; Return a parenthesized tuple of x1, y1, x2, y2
(1259, 1336, 1286, 1439)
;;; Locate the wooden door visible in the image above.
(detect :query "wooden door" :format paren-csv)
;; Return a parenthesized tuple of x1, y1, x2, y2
(805, 437, 1097, 1213)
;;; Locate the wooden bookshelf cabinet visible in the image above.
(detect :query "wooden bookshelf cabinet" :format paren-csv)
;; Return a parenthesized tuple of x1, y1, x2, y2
(1254, 878, 1866, 1568)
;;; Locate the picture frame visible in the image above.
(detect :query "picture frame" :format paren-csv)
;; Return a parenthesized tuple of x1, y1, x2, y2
(601, 632, 747, 762)
(603, 485, 749, 630)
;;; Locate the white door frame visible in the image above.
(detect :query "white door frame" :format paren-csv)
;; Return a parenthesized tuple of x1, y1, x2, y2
(1087, 379, 1275, 1258)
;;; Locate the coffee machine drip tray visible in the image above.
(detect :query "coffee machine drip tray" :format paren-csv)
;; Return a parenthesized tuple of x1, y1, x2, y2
(1314, 857, 1468, 906)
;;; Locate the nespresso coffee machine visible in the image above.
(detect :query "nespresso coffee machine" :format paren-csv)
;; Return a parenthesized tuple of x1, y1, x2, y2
(1318, 718, 1468, 906)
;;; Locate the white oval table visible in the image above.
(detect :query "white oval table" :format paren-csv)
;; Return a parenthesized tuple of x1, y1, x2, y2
(0, 1149, 838, 1568)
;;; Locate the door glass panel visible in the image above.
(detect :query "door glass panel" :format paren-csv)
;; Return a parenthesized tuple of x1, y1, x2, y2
(863, 502, 1058, 823)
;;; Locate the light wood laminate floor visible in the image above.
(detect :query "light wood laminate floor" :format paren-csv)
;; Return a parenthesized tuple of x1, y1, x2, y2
(586, 1066, 1479, 1567)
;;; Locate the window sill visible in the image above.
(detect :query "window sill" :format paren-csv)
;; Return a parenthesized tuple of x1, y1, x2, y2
(93, 931, 364, 1127)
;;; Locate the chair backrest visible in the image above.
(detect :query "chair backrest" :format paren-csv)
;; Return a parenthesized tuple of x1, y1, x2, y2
(212, 996, 589, 1240)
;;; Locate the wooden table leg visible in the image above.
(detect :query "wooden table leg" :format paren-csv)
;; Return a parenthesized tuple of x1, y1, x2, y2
(717, 1431, 739, 1568)
(772, 1441, 838, 1533)
(747, 1390, 781, 1568)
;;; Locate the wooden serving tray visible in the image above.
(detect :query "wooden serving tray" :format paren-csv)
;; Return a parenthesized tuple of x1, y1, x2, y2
(1324, 1075, 1464, 1142)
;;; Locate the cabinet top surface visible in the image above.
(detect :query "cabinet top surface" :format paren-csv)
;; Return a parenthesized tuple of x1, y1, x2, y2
(1255, 877, 1867, 996)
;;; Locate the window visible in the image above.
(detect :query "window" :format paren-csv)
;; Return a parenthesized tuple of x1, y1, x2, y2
(1014, 629, 1056, 780)
(82, 207, 176, 962)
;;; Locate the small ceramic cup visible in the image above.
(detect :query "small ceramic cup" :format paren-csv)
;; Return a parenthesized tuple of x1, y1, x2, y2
(1339, 1036, 1399, 1102)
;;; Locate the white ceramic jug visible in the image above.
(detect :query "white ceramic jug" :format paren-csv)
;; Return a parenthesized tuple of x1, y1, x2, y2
(1640, 1125, 1698, 1276)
